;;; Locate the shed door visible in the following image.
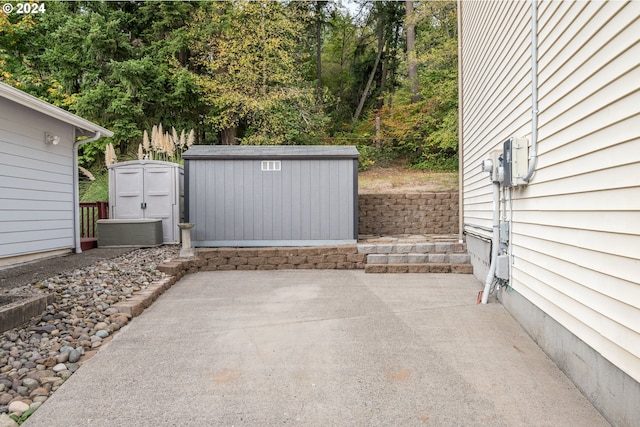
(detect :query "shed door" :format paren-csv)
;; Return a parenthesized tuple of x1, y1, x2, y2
(113, 168, 144, 219)
(143, 168, 174, 242)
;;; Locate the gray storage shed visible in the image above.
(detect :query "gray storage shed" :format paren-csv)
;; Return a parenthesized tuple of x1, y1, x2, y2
(183, 145, 359, 247)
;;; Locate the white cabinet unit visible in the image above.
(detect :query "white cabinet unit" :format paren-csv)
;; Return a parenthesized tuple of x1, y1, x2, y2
(108, 160, 183, 243)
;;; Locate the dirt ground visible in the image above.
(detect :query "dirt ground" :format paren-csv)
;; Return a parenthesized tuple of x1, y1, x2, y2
(358, 166, 458, 193)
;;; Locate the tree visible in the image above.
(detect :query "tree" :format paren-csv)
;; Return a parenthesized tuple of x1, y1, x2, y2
(189, 1, 325, 145)
(406, 0, 420, 103)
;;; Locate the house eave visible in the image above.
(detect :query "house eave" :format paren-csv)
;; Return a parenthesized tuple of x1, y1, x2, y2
(0, 82, 114, 138)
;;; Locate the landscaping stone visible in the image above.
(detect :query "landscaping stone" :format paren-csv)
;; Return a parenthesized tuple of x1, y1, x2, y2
(0, 245, 179, 423)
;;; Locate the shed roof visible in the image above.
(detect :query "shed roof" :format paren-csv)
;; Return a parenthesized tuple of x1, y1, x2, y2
(182, 145, 359, 160)
(0, 82, 114, 138)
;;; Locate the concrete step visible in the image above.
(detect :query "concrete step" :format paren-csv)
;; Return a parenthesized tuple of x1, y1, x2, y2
(357, 242, 466, 255)
(366, 253, 471, 264)
(365, 263, 474, 274)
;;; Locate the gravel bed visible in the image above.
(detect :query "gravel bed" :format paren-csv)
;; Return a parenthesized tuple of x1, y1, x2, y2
(0, 245, 179, 424)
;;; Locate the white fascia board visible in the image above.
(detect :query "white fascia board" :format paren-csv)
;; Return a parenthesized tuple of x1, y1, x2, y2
(0, 82, 114, 138)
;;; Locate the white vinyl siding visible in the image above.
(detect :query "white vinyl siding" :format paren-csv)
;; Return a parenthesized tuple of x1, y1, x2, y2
(461, 0, 532, 233)
(0, 98, 75, 258)
(461, 0, 640, 384)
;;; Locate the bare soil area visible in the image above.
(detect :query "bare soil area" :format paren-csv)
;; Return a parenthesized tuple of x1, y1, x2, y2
(358, 166, 458, 194)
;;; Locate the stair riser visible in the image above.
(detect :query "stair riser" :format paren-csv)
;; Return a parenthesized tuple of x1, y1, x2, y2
(357, 242, 467, 255)
(365, 263, 474, 274)
(367, 253, 471, 264)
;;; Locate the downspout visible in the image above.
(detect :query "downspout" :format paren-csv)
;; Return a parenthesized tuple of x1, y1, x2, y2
(522, 0, 539, 183)
(457, 0, 464, 243)
(73, 131, 102, 254)
(481, 180, 500, 304)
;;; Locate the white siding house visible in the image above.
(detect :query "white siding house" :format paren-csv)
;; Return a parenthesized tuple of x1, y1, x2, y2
(459, 1, 639, 425)
(0, 82, 113, 266)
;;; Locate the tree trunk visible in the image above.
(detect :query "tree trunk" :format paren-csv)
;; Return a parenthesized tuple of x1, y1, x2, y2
(221, 127, 237, 145)
(406, 0, 420, 103)
(315, 1, 323, 108)
(353, 12, 384, 125)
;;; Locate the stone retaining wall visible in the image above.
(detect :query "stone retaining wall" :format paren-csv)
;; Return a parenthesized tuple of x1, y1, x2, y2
(358, 192, 458, 236)
(158, 246, 366, 276)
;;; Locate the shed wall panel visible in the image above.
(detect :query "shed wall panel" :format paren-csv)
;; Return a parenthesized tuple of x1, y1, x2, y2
(461, 0, 640, 387)
(187, 157, 356, 245)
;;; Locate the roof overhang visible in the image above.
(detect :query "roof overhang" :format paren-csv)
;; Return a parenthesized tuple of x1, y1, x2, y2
(0, 82, 114, 139)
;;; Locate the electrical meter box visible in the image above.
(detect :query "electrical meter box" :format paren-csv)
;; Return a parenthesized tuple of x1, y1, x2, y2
(503, 137, 529, 187)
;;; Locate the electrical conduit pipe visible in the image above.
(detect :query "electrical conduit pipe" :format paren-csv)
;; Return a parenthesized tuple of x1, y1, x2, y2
(481, 180, 500, 304)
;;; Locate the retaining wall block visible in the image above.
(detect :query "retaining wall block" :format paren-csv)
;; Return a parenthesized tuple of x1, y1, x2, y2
(316, 262, 337, 269)
(429, 263, 451, 273)
(218, 248, 239, 257)
(387, 264, 410, 273)
(325, 254, 346, 263)
(277, 248, 298, 257)
(198, 249, 219, 259)
(336, 245, 358, 254)
(387, 254, 408, 263)
(364, 264, 387, 273)
(407, 254, 428, 263)
(157, 261, 183, 276)
(408, 264, 430, 273)
(451, 264, 474, 274)
(394, 244, 415, 254)
(297, 248, 320, 256)
(428, 254, 448, 263)
(247, 257, 267, 266)
(337, 262, 356, 269)
(367, 254, 388, 264)
(435, 242, 455, 253)
(307, 255, 326, 264)
(289, 256, 307, 265)
(237, 249, 259, 257)
(346, 253, 366, 263)
(265, 256, 288, 265)
(296, 264, 315, 269)
(376, 244, 394, 254)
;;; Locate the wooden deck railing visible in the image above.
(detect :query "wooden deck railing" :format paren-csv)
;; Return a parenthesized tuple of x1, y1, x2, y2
(79, 202, 109, 238)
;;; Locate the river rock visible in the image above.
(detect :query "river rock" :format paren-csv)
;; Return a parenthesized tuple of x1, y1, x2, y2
(0, 413, 18, 427)
(7, 400, 29, 415)
(51, 364, 67, 373)
(68, 349, 81, 363)
(21, 378, 38, 392)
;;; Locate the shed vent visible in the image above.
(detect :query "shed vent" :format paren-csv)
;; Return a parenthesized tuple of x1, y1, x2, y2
(261, 160, 281, 171)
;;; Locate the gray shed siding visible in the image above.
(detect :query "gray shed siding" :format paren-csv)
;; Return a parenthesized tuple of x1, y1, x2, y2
(0, 98, 75, 258)
(184, 146, 358, 246)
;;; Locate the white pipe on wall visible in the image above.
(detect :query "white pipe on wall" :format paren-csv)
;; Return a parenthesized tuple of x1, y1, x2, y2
(457, 0, 464, 243)
(481, 180, 500, 304)
(522, 0, 539, 183)
(73, 132, 102, 254)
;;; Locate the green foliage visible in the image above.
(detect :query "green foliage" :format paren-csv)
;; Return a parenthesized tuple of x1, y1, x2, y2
(9, 407, 35, 425)
(188, 1, 327, 145)
(79, 170, 109, 203)
(2, 0, 459, 172)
